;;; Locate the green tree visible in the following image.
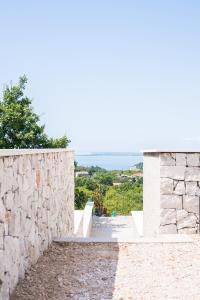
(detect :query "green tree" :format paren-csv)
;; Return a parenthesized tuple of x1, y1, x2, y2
(94, 172, 113, 186)
(0, 76, 70, 148)
(75, 187, 92, 209)
(103, 182, 143, 215)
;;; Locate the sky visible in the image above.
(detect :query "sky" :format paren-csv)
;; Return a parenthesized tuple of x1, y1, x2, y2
(0, 1, 200, 153)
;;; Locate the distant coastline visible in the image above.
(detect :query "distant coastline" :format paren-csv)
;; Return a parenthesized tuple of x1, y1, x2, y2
(77, 152, 142, 157)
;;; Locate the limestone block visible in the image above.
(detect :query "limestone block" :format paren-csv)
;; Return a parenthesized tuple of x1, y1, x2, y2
(0, 200, 6, 223)
(178, 227, 197, 234)
(0, 249, 3, 276)
(8, 211, 21, 237)
(160, 178, 174, 194)
(160, 166, 185, 180)
(176, 209, 188, 222)
(160, 224, 177, 234)
(161, 195, 182, 209)
(186, 182, 200, 196)
(0, 223, 4, 249)
(187, 153, 200, 167)
(176, 153, 186, 166)
(160, 153, 175, 166)
(177, 214, 197, 229)
(185, 167, 200, 181)
(174, 181, 185, 195)
(183, 195, 199, 214)
(160, 209, 176, 225)
(4, 191, 14, 210)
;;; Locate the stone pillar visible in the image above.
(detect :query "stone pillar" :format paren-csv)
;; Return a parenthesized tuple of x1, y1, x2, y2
(143, 150, 200, 236)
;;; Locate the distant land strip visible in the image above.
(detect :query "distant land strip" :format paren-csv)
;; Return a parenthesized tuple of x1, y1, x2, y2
(76, 152, 142, 157)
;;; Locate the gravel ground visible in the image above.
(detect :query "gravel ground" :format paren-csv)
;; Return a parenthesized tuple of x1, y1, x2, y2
(11, 238, 200, 300)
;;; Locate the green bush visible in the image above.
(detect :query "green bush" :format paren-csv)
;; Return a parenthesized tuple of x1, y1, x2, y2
(75, 187, 92, 209)
(103, 183, 143, 215)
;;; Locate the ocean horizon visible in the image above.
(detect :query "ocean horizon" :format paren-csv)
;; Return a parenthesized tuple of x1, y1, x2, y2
(76, 152, 143, 170)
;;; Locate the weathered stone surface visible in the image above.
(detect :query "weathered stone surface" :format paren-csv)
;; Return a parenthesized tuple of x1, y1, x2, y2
(0, 224, 4, 249)
(178, 227, 197, 234)
(160, 153, 175, 166)
(160, 224, 177, 234)
(0, 200, 6, 223)
(183, 195, 199, 214)
(186, 182, 200, 196)
(4, 191, 14, 210)
(176, 209, 188, 222)
(185, 167, 200, 181)
(160, 195, 182, 209)
(187, 154, 200, 167)
(177, 214, 197, 229)
(160, 166, 185, 180)
(176, 153, 186, 166)
(160, 178, 173, 194)
(160, 209, 176, 225)
(158, 152, 200, 235)
(174, 181, 185, 195)
(0, 150, 74, 300)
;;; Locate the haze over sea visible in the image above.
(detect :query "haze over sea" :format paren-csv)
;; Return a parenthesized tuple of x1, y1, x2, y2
(76, 152, 143, 170)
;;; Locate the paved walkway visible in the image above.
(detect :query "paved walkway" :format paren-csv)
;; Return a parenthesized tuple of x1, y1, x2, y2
(11, 238, 200, 299)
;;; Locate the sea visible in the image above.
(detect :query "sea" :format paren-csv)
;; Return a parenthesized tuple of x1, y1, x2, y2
(76, 152, 143, 170)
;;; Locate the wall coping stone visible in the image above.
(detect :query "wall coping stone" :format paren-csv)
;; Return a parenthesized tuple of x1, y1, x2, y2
(0, 148, 74, 157)
(142, 149, 200, 153)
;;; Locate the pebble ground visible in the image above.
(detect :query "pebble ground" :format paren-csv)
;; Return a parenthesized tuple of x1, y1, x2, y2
(11, 238, 200, 300)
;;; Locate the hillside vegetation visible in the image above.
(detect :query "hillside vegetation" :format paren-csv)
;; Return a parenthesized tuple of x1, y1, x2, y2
(75, 164, 143, 215)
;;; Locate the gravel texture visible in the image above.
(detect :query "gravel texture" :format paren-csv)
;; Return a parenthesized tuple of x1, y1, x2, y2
(11, 238, 200, 300)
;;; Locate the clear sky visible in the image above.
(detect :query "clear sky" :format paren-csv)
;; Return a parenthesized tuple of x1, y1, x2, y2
(0, 1, 200, 153)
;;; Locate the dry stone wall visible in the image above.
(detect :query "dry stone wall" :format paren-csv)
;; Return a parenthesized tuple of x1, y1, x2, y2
(0, 149, 74, 300)
(160, 153, 199, 234)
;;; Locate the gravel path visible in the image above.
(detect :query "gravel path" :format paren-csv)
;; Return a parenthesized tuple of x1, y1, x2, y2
(11, 238, 200, 300)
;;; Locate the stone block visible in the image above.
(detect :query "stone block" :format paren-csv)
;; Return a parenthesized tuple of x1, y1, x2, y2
(160, 153, 175, 166)
(177, 214, 197, 229)
(160, 166, 185, 180)
(160, 209, 176, 225)
(186, 182, 200, 196)
(187, 153, 200, 167)
(160, 224, 177, 234)
(160, 178, 174, 194)
(176, 209, 188, 222)
(161, 195, 182, 209)
(174, 181, 185, 195)
(176, 153, 186, 166)
(183, 195, 199, 214)
(0, 200, 6, 223)
(0, 223, 4, 249)
(4, 191, 14, 211)
(185, 167, 200, 181)
(178, 227, 197, 234)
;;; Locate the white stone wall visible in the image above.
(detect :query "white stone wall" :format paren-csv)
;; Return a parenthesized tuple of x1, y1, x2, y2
(160, 153, 199, 234)
(143, 153, 160, 237)
(0, 149, 74, 299)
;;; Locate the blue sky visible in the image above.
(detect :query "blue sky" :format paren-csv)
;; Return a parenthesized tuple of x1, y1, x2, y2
(0, 1, 200, 153)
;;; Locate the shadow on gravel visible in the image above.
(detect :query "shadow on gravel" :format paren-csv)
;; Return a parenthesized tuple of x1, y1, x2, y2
(11, 242, 120, 300)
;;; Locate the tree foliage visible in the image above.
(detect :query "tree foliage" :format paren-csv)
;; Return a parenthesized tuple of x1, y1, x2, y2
(103, 182, 143, 215)
(75, 163, 143, 214)
(0, 76, 70, 148)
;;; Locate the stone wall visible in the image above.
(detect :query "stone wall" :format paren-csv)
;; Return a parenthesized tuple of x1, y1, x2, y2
(0, 149, 74, 299)
(160, 152, 199, 234)
(143, 151, 200, 236)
